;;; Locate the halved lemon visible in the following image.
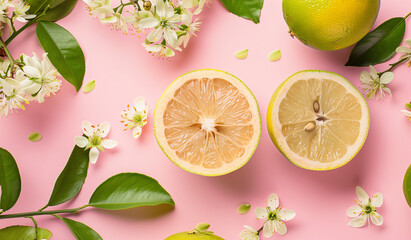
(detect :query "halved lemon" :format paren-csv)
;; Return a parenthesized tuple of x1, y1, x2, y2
(267, 70, 369, 170)
(154, 69, 261, 176)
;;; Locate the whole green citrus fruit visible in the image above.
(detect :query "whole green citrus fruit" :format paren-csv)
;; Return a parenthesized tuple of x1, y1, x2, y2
(165, 231, 224, 240)
(283, 0, 380, 50)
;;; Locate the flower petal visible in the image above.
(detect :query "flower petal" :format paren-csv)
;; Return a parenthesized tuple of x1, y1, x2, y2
(380, 72, 394, 84)
(369, 66, 378, 79)
(22, 66, 42, 79)
(254, 207, 268, 220)
(371, 192, 383, 207)
(278, 208, 295, 221)
(401, 109, 411, 117)
(74, 136, 88, 148)
(164, 28, 178, 48)
(134, 96, 146, 112)
(101, 139, 117, 149)
(132, 126, 142, 139)
(89, 147, 99, 164)
(263, 220, 275, 238)
(81, 121, 93, 136)
(346, 205, 361, 217)
(360, 71, 372, 83)
(267, 193, 279, 209)
(98, 122, 110, 137)
(356, 186, 369, 205)
(138, 17, 159, 28)
(396, 46, 411, 54)
(147, 27, 164, 42)
(348, 215, 368, 228)
(275, 220, 287, 235)
(370, 212, 383, 226)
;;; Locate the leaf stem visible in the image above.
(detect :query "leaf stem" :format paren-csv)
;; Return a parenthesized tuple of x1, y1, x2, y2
(405, 12, 411, 19)
(0, 38, 15, 64)
(0, 206, 88, 219)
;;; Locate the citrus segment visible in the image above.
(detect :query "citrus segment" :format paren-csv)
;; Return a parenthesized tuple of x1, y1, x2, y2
(267, 70, 369, 170)
(154, 69, 261, 176)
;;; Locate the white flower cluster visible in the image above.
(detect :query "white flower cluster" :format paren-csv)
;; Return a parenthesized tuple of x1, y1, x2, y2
(0, 53, 61, 117)
(0, 0, 35, 31)
(83, 0, 210, 58)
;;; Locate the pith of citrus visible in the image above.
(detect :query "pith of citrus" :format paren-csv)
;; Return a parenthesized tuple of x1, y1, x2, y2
(267, 70, 370, 170)
(154, 69, 261, 176)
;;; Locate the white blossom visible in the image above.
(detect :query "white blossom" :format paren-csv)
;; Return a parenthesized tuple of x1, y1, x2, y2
(347, 186, 383, 228)
(74, 121, 118, 164)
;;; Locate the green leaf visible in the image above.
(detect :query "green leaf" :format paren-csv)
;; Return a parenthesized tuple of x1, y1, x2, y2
(346, 17, 406, 67)
(83, 80, 96, 93)
(404, 164, 411, 207)
(88, 173, 175, 210)
(0, 148, 21, 212)
(28, 132, 42, 142)
(59, 217, 102, 240)
(237, 203, 251, 214)
(221, 0, 264, 24)
(0, 225, 52, 240)
(36, 21, 85, 91)
(46, 146, 90, 207)
(268, 50, 281, 62)
(27, 0, 78, 22)
(405, 103, 411, 111)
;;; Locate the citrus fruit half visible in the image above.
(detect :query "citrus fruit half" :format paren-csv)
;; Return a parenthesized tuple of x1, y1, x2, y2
(267, 70, 370, 170)
(283, 0, 380, 50)
(154, 69, 261, 176)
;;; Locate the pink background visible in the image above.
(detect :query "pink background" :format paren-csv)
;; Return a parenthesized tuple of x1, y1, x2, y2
(1, 0, 411, 239)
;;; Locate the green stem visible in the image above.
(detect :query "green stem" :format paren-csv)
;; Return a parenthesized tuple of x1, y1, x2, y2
(5, 4, 51, 45)
(113, 2, 133, 12)
(405, 12, 411, 19)
(257, 226, 264, 235)
(0, 206, 88, 219)
(380, 57, 408, 75)
(0, 38, 14, 64)
(5, 20, 36, 45)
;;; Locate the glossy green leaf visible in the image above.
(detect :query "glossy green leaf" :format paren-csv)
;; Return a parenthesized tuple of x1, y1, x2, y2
(0, 225, 52, 240)
(88, 173, 175, 210)
(46, 146, 90, 207)
(221, 0, 264, 24)
(27, 0, 78, 22)
(36, 21, 85, 91)
(0, 148, 21, 212)
(346, 17, 406, 66)
(60, 217, 102, 240)
(403, 164, 411, 207)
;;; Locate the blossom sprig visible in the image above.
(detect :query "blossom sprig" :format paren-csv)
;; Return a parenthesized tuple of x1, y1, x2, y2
(360, 38, 411, 100)
(121, 96, 148, 139)
(347, 186, 383, 227)
(0, 52, 61, 117)
(240, 193, 296, 240)
(0, 0, 36, 34)
(75, 121, 118, 164)
(83, 0, 211, 58)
